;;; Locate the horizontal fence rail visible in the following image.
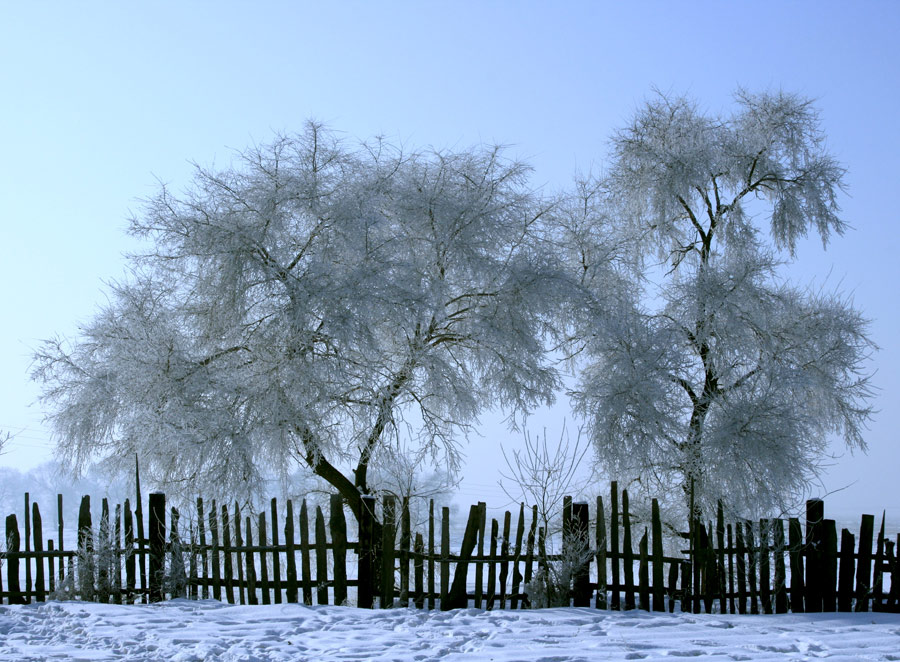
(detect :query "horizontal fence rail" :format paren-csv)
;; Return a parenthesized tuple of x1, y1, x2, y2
(2, 481, 897, 613)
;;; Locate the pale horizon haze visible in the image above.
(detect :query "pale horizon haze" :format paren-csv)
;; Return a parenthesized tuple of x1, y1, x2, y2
(1, 2, 897, 521)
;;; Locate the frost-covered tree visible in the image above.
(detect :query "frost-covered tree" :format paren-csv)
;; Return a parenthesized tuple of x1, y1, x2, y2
(570, 91, 875, 521)
(33, 123, 569, 523)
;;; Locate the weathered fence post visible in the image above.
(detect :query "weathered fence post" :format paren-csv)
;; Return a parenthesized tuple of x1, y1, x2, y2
(330, 494, 348, 606)
(855, 514, 874, 612)
(33, 502, 45, 602)
(823, 519, 838, 612)
(837, 528, 855, 611)
(24, 493, 32, 604)
(572, 501, 591, 607)
(609, 482, 620, 610)
(284, 499, 299, 604)
(380, 496, 396, 608)
(77, 495, 94, 601)
(805, 499, 824, 612)
(6, 514, 23, 604)
(651, 499, 664, 612)
(148, 492, 166, 603)
(358, 495, 376, 609)
(446, 503, 479, 610)
(596, 495, 608, 610)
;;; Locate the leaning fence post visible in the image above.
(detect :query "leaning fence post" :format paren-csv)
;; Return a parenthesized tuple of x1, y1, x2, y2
(148, 492, 166, 602)
(358, 495, 376, 609)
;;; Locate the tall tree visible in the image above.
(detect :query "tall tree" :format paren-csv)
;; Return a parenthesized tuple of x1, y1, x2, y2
(569, 91, 875, 521)
(33, 123, 568, 522)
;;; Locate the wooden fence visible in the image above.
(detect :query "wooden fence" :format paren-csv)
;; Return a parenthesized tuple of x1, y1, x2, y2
(2, 481, 898, 612)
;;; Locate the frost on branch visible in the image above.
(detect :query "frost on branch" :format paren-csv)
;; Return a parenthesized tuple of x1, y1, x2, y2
(33, 123, 571, 521)
(569, 91, 875, 521)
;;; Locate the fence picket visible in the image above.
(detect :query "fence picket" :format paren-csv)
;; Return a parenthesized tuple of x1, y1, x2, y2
(315, 505, 329, 606)
(299, 500, 313, 605)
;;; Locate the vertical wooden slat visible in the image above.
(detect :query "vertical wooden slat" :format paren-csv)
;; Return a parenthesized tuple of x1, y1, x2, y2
(32, 502, 45, 602)
(299, 500, 313, 605)
(638, 529, 650, 611)
(651, 499, 664, 612)
(667, 559, 678, 613)
(285, 500, 298, 604)
(414, 532, 425, 609)
(609, 482, 621, 610)
(716, 504, 726, 614)
(315, 505, 329, 605)
(77, 495, 94, 602)
(474, 502, 486, 609)
(773, 519, 788, 614)
(446, 504, 479, 610)
(427, 500, 435, 610)
(245, 516, 258, 605)
(486, 518, 498, 610)
(358, 495, 376, 609)
(511, 503, 525, 610)
(195, 498, 206, 601)
(57, 494, 65, 586)
(233, 503, 245, 605)
(537, 526, 547, 601)
(680, 559, 691, 613)
(98, 498, 110, 603)
(736, 522, 747, 614)
(189, 530, 197, 601)
(823, 519, 838, 612)
(746, 522, 758, 614)
(258, 511, 271, 605)
(380, 496, 396, 608)
(699, 523, 714, 613)
(25, 493, 32, 604)
(873, 513, 886, 611)
(788, 517, 804, 612)
(135, 458, 147, 603)
(759, 519, 771, 614)
(6, 514, 23, 603)
(221, 503, 235, 604)
(271, 498, 282, 604)
(805, 499, 824, 612)
(47, 539, 55, 595)
(398, 497, 410, 607)
(727, 523, 736, 614)
(499, 510, 511, 609)
(572, 502, 590, 608)
(854, 514, 874, 612)
(330, 494, 348, 607)
(148, 493, 165, 603)
(622, 490, 635, 611)
(596, 495, 608, 610)
(170, 507, 187, 599)
(208, 500, 222, 602)
(440, 505, 450, 608)
(837, 528, 855, 611)
(889, 535, 900, 611)
(522, 505, 537, 608)
(114, 504, 122, 604)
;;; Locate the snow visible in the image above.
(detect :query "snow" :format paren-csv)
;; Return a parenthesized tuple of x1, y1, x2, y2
(1, 601, 898, 661)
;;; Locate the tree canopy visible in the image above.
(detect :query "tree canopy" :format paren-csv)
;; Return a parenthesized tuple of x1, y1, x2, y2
(568, 90, 875, 520)
(34, 123, 570, 521)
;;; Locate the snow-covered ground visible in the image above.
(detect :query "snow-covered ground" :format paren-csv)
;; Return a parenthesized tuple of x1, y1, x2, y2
(0, 601, 898, 661)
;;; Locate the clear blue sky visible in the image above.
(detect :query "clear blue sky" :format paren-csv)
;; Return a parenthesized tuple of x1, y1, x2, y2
(1, 1, 897, 516)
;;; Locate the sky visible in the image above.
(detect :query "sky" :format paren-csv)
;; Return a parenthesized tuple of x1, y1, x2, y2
(1, 1, 898, 520)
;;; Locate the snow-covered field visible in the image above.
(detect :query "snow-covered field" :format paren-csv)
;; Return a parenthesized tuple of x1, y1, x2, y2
(1, 601, 899, 661)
